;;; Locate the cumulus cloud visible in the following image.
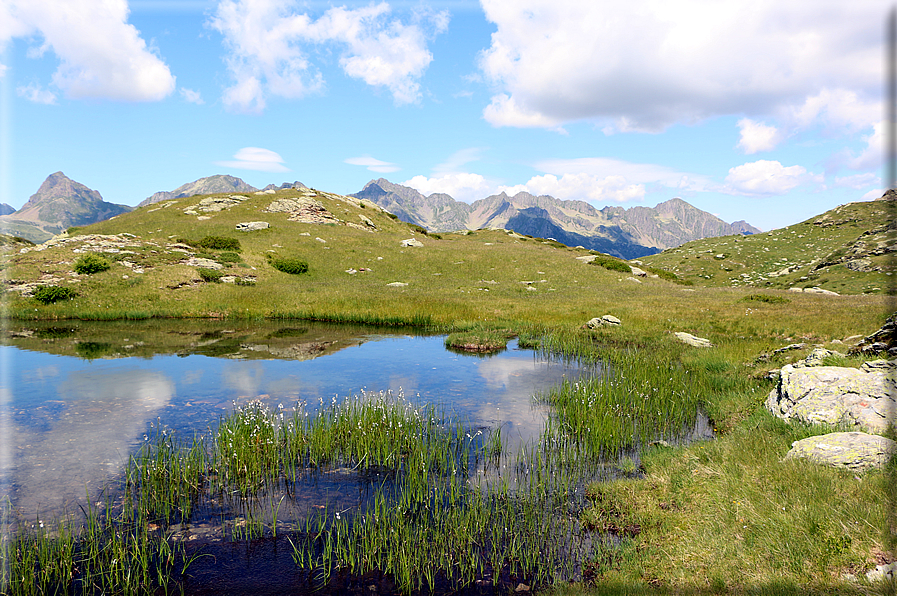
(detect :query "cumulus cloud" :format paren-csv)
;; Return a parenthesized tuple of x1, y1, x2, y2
(499, 173, 644, 203)
(736, 118, 782, 153)
(724, 160, 819, 196)
(16, 82, 56, 104)
(860, 188, 886, 201)
(4, 0, 175, 101)
(345, 156, 400, 173)
(834, 172, 879, 190)
(180, 88, 204, 104)
(215, 147, 290, 172)
(478, 1, 881, 132)
(536, 157, 713, 193)
(209, 0, 447, 113)
(403, 172, 491, 202)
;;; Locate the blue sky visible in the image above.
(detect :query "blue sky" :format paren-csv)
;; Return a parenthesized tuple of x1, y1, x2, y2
(0, 0, 887, 231)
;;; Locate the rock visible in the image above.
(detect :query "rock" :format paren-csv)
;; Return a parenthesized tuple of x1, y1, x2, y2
(853, 313, 897, 354)
(866, 561, 897, 582)
(773, 342, 806, 355)
(586, 315, 622, 329)
(182, 257, 222, 270)
(575, 255, 597, 263)
(862, 359, 897, 372)
(629, 266, 647, 277)
(358, 214, 376, 228)
(792, 347, 845, 368)
(265, 197, 342, 225)
(803, 287, 839, 295)
(401, 238, 424, 247)
(765, 365, 897, 434)
(674, 332, 713, 348)
(785, 432, 896, 473)
(236, 221, 270, 231)
(386, 282, 408, 287)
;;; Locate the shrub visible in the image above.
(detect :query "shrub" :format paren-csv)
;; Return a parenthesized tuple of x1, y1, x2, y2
(267, 255, 309, 275)
(385, 212, 399, 220)
(643, 266, 693, 285)
(215, 251, 242, 264)
(74, 254, 111, 274)
(32, 285, 78, 304)
(589, 254, 631, 273)
(197, 268, 225, 283)
(179, 236, 241, 251)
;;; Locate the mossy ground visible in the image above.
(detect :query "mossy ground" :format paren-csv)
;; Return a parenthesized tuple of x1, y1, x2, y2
(1, 187, 892, 594)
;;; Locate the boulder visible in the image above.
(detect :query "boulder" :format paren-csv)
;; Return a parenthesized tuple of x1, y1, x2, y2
(401, 238, 424, 247)
(629, 266, 647, 277)
(585, 315, 622, 329)
(853, 313, 897, 354)
(386, 282, 408, 287)
(765, 365, 896, 434)
(674, 332, 713, 348)
(785, 432, 896, 473)
(791, 347, 845, 368)
(236, 221, 269, 231)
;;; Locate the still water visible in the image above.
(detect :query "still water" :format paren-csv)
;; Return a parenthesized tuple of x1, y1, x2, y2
(0, 320, 589, 517)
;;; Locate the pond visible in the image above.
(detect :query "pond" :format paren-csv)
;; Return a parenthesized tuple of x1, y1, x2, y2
(1, 320, 589, 517)
(1, 320, 711, 595)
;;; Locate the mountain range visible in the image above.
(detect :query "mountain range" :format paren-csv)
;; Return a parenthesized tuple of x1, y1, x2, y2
(353, 178, 760, 259)
(3, 172, 759, 256)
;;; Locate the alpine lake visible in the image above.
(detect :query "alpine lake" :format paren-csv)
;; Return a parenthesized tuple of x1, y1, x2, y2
(1, 320, 712, 595)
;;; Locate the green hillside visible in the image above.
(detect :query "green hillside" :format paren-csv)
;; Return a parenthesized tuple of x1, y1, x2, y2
(640, 195, 895, 295)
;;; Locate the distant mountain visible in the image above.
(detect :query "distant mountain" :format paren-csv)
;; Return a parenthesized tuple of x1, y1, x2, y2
(0, 172, 131, 243)
(263, 181, 307, 191)
(0, 203, 14, 216)
(138, 175, 257, 207)
(353, 179, 759, 259)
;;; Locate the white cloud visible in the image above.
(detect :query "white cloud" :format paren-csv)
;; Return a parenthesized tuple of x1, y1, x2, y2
(499, 173, 644, 203)
(432, 148, 486, 175)
(834, 172, 879, 190)
(478, 1, 881, 131)
(5, 0, 175, 101)
(403, 172, 491, 202)
(790, 88, 880, 133)
(724, 160, 818, 196)
(209, 1, 447, 113)
(535, 157, 713, 193)
(215, 147, 290, 172)
(16, 82, 56, 104)
(345, 156, 400, 173)
(846, 121, 883, 171)
(736, 118, 782, 153)
(180, 88, 204, 104)
(860, 188, 886, 201)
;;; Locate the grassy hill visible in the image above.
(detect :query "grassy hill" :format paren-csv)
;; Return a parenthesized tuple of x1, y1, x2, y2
(640, 195, 895, 295)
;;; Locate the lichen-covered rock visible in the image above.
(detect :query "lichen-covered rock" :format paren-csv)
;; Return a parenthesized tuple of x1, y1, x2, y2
(785, 432, 896, 472)
(766, 365, 896, 434)
(236, 221, 270, 231)
(401, 238, 424, 247)
(792, 347, 845, 368)
(674, 332, 713, 348)
(586, 315, 622, 329)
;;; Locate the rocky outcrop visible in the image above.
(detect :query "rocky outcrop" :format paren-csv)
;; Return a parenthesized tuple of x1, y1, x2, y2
(853, 313, 897, 356)
(183, 195, 249, 215)
(785, 432, 896, 472)
(765, 365, 896, 434)
(674, 332, 713, 348)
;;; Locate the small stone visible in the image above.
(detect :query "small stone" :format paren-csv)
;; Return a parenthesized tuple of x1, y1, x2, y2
(386, 282, 408, 287)
(674, 332, 713, 348)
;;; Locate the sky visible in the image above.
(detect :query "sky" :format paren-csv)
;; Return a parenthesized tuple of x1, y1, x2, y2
(0, 0, 888, 231)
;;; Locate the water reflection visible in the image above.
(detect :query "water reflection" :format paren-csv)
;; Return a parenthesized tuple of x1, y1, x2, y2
(1, 322, 588, 516)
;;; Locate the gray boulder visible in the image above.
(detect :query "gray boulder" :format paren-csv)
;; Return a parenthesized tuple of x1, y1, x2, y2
(785, 432, 896, 473)
(792, 347, 845, 368)
(765, 365, 896, 434)
(674, 332, 713, 348)
(586, 315, 622, 329)
(236, 221, 270, 231)
(401, 238, 424, 247)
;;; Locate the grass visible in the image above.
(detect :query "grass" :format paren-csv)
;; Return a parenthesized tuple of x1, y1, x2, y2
(0, 185, 892, 594)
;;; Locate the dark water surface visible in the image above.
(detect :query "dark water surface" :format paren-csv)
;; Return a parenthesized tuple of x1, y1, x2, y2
(0, 320, 588, 517)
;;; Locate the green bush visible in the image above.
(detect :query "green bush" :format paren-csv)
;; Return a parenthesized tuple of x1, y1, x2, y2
(74, 254, 111, 274)
(32, 285, 78, 304)
(197, 268, 225, 283)
(643, 265, 693, 285)
(179, 236, 241, 251)
(267, 255, 309, 275)
(589, 254, 632, 273)
(215, 251, 242, 263)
